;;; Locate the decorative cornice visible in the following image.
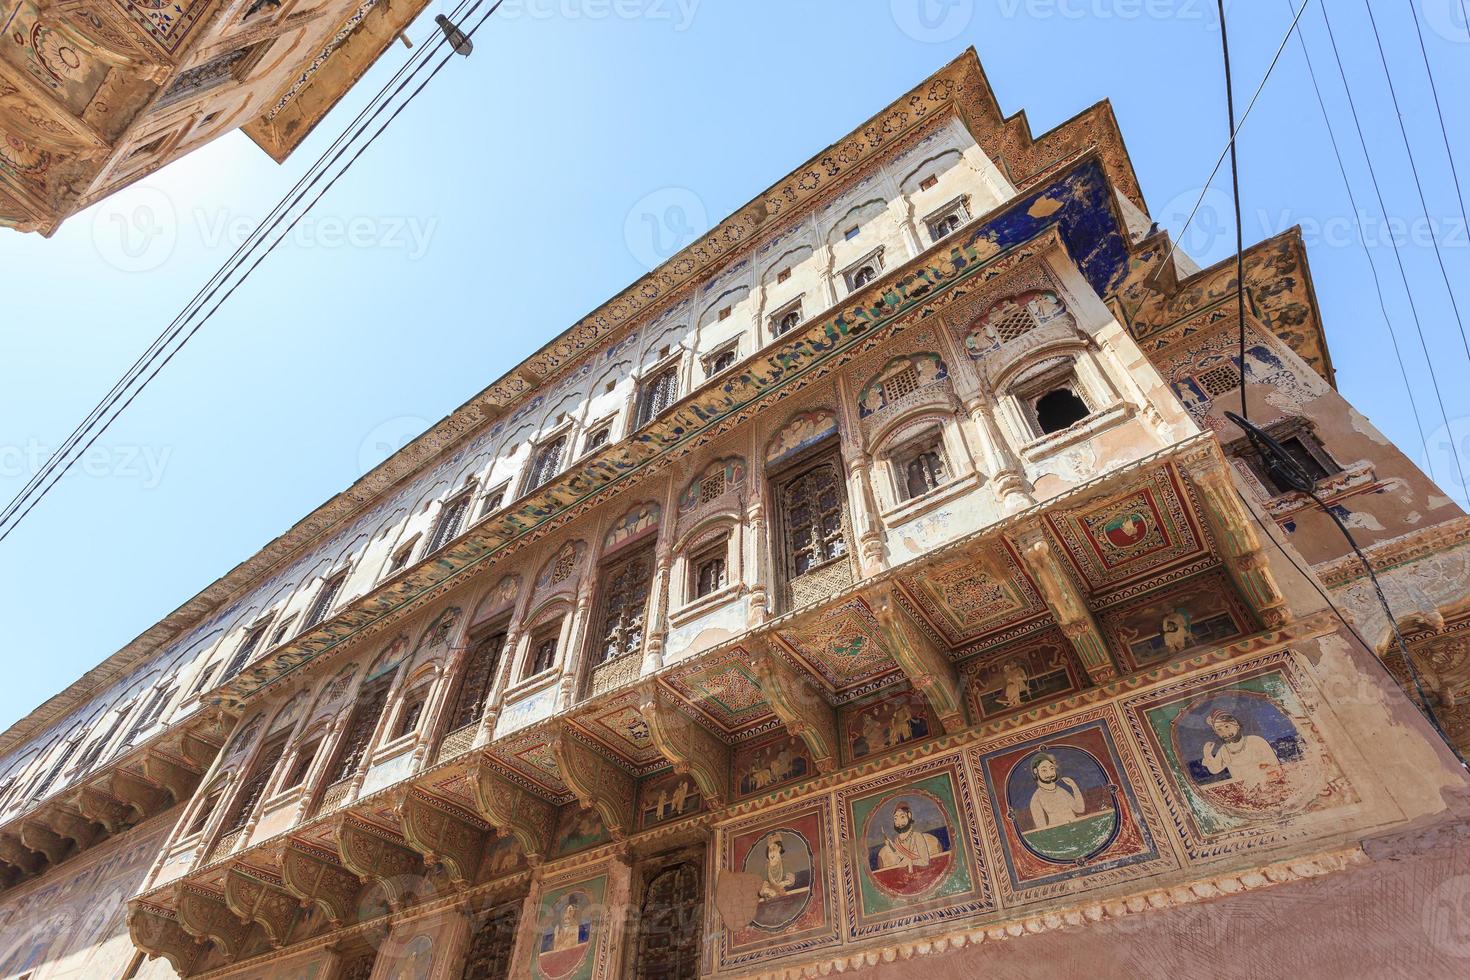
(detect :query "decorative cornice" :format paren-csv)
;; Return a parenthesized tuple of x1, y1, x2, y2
(1319, 516, 1470, 589)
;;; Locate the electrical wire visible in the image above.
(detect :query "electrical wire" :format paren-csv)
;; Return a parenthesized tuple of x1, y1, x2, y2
(1225, 411, 1470, 771)
(0, 0, 483, 535)
(1217, 0, 1249, 422)
(1403, 0, 1470, 293)
(1285, 0, 1433, 475)
(1317, 1, 1470, 502)
(0, 2, 503, 546)
(1155, 0, 1311, 280)
(1362, 0, 1470, 366)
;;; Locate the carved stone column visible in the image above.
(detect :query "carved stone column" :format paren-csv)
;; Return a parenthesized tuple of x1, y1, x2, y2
(964, 393, 1034, 513)
(557, 581, 598, 711)
(642, 539, 675, 673)
(745, 495, 771, 627)
(1011, 523, 1117, 685)
(411, 656, 456, 769)
(847, 454, 888, 576)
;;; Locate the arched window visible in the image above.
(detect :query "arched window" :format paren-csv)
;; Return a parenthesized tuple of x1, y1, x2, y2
(850, 265, 876, 288)
(592, 549, 654, 669)
(304, 570, 349, 629)
(634, 861, 702, 978)
(528, 436, 567, 490)
(219, 734, 288, 836)
(427, 492, 472, 553)
(637, 369, 679, 426)
(325, 672, 396, 785)
(774, 452, 853, 611)
(222, 618, 273, 681)
(777, 309, 802, 336)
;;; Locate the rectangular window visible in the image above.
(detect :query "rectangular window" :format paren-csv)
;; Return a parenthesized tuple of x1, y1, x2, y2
(186, 789, 223, 836)
(283, 737, 321, 789)
(705, 345, 737, 377)
(527, 436, 567, 491)
(893, 433, 950, 501)
(223, 618, 273, 680)
(387, 542, 415, 574)
(393, 687, 429, 740)
(919, 174, 938, 191)
(717, 306, 731, 320)
(691, 542, 727, 599)
(844, 225, 860, 240)
(842, 250, 884, 292)
(305, 571, 348, 628)
(637, 369, 679, 426)
(480, 486, 507, 517)
(428, 494, 471, 553)
(526, 628, 559, 679)
(583, 424, 611, 454)
(776, 267, 791, 283)
(270, 615, 297, 647)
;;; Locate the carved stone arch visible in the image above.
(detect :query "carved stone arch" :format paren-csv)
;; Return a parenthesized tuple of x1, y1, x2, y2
(760, 243, 816, 283)
(993, 342, 1091, 397)
(898, 146, 969, 194)
(603, 500, 661, 556)
(765, 408, 840, 466)
(534, 539, 587, 595)
(856, 351, 953, 421)
(266, 689, 310, 734)
(224, 865, 299, 949)
(334, 815, 424, 912)
(129, 903, 205, 977)
(552, 728, 635, 840)
(673, 511, 741, 557)
(397, 790, 489, 888)
(824, 197, 888, 244)
(869, 405, 959, 459)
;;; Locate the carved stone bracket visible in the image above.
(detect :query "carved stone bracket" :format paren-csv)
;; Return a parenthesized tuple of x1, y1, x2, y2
(638, 683, 732, 804)
(224, 865, 300, 949)
(129, 902, 205, 977)
(869, 591, 968, 733)
(37, 804, 101, 849)
(19, 819, 68, 865)
(751, 649, 841, 773)
(335, 815, 424, 911)
(471, 755, 555, 862)
(145, 749, 201, 803)
(77, 784, 135, 834)
(1183, 452, 1291, 629)
(180, 730, 224, 771)
(552, 726, 636, 840)
(397, 790, 488, 888)
(0, 834, 41, 874)
(280, 840, 361, 927)
(1011, 524, 1118, 685)
(177, 882, 252, 960)
(110, 768, 170, 820)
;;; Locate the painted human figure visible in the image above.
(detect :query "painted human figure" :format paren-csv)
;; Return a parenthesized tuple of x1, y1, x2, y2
(759, 834, 797, 899)
(877, 802, 945, 871)
(999, 660, 1030, 707)
(671, 777, 690, 814)
(1027, 752, 1086, 829)
(1161, 609, 1193, 654)
(552, 898, 583, 951)
(1201, 709, 1280, 790)
(887, 704, 915, 747)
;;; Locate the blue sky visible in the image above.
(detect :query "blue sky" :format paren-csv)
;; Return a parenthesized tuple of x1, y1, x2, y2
(3, 0, 1469, 732)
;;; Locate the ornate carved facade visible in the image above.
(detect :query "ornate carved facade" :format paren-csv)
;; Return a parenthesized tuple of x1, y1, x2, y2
(3, 48, 1470, 979)
(0, 0, 432, 235)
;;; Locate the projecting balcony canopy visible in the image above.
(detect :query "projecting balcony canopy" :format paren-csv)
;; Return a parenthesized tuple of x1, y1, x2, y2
(128, 432, 1320, 971)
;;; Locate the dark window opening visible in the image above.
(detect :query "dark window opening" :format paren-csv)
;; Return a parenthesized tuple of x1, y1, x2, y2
(428, 494, 472, 553)
(393, 687, 429, 740)
(283, 738, 320, 789)
(528, 436, 567, 490)
(592, 548, 654, 668)
(692, 545, 726, 599)
(305, 571, 348, 628)
(221, 735, 288, 833)
(1034, 387, 1090, 435)
(638, 370, 679, 426)
(527, 629, 559, 679)
(327, 673, 395, 784)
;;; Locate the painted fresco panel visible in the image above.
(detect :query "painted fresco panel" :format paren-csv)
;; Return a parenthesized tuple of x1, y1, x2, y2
(553, 807, 612, 859)
(1100, 571, 1253, 671)
(637, 768, 704, 829)
(733, 731, 814, 800)
(839, 686, 937, 764)
(715, 798, 839, 970)
(964, 631, 1083, 723)
(972, 708, 1172, 904)
(836, 753, 993, 938)
(1123, 653, 1360, 859)
(530, 874, 610, 980)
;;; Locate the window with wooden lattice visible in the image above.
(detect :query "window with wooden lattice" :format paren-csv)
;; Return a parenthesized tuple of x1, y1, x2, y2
(393, 686, 429, 740)
(774, 452, 853, 610)
(633, 859, 703, 979)
(282, 737, 320, 789)
(447, 630, 506, 732)
(325, 672, 395, 784)
(990, 304, 1038, 343)
(222, 617, 273, 680)
(428, 493, 472, 554)
(528, 436, 567, 491)
(1196, 364, 1241, 396)
(638, 369, 679, 426)
(305, 570, 348, 628)
(220, 734, 287, 834)
(591, 547, 654, 669)
(883, 365, 921, 402)
(460, 902, 521, 979)
(699, 469, 725, 503)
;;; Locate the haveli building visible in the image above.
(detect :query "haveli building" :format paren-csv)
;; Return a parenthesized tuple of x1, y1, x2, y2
(3, 49, 1470, 980)
(0, 0, 431, 235)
